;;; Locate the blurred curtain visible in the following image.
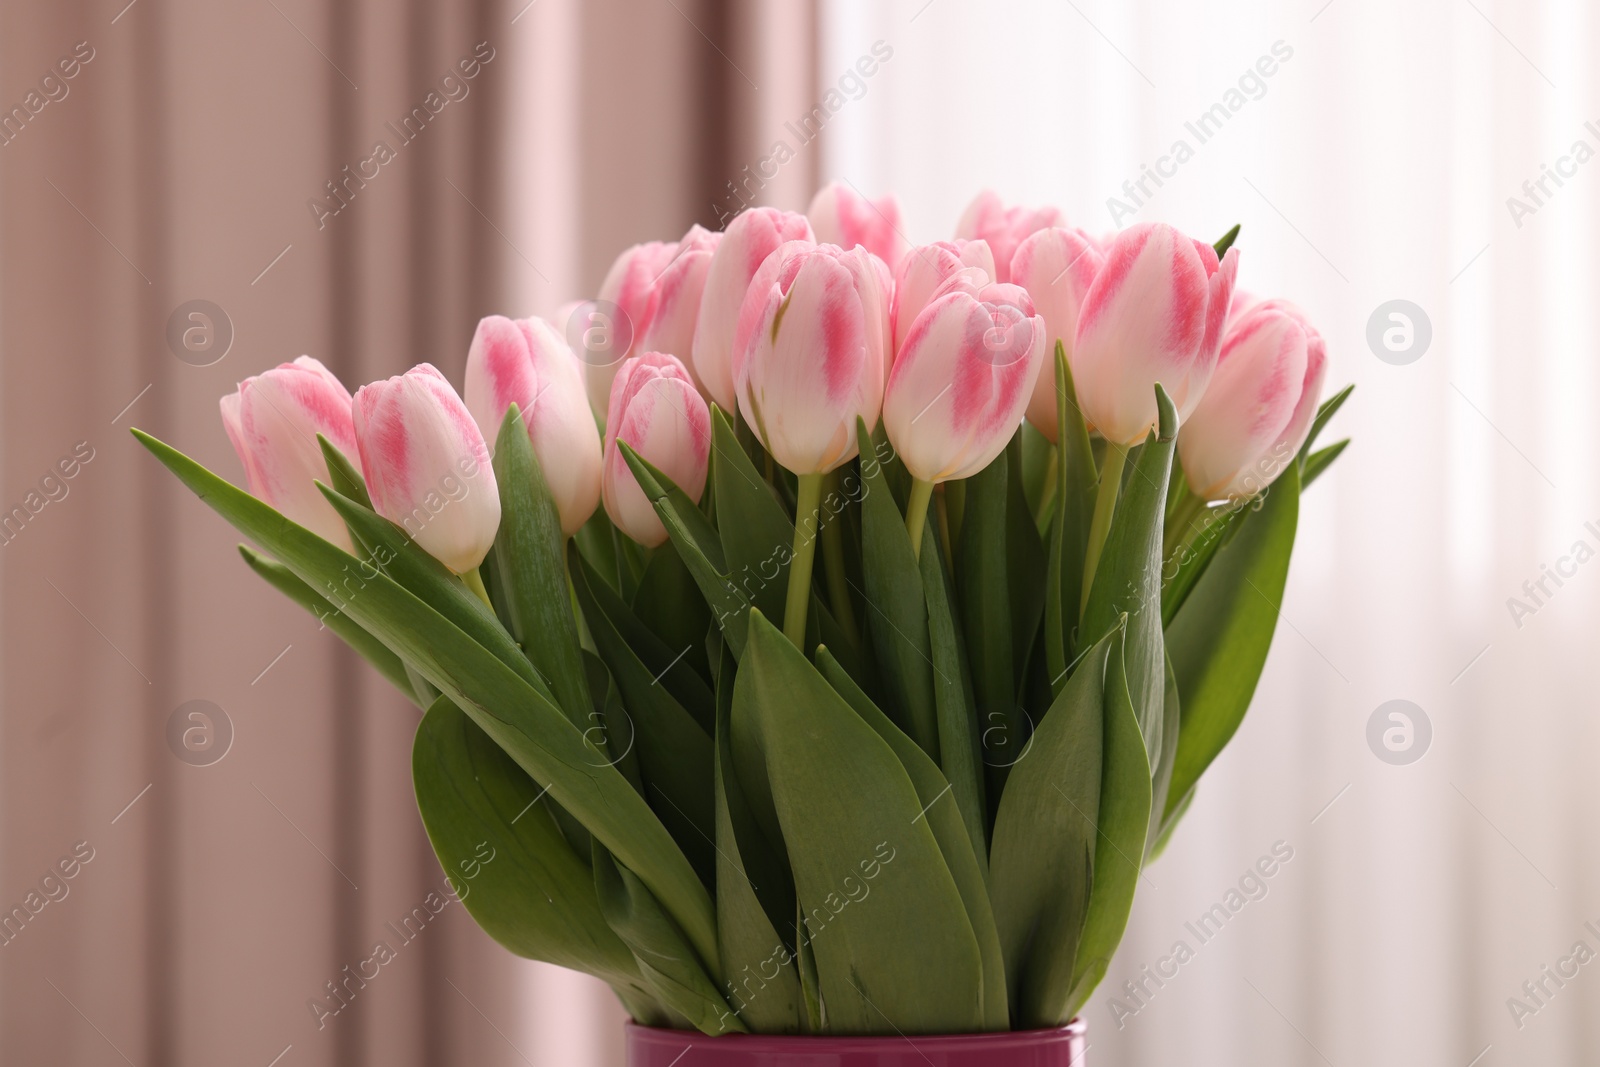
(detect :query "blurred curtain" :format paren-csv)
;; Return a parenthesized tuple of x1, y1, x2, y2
(822, 0, 1599, 1064)
(0, 2, 814, 1065)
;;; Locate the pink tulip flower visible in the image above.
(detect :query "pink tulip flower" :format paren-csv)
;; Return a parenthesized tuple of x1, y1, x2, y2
(464, 314, 602, 537)
(954, 190, 1065, 283)
(733, 241, 891, 475)
(890, 239, 997, 358)
(1071, 223, 1239, 444)
(882, 275, 1046, 483)
(602, 352, 710, 547)
(1179, 301, 1327, 500)
(693, 207, 814, 412)
(220, 355, 361, 551)
(634, 224, 721, 387)
(353, 364, 501, 573)
(806, 182, 909, 270)
(1009, 227, 1106, 442)
(583, 239, 680, 419)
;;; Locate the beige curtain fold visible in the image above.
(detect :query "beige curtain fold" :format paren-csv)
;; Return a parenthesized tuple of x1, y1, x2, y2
(0, 1, 814, 1064)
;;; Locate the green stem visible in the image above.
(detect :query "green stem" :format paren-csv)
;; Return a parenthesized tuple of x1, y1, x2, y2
(1163, 490, 1206, 559)
(818, 471, 859, 646)
(904, 478, 936, 562)
(1079, 441, 1128, 619)
(463, 566, 495, 612)
(783, 472, 826, 649)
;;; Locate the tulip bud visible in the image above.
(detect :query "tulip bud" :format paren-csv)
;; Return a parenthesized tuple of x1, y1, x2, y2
(353, 364, 501, 573)
(602, 353, 710, 547)
(733, 241, 891, 474)
(584, 239, 680, 419)
(1071, 222, 1238, 444)
(693, 207, 814, 412)
(220, 355, 361, 551)
(1179, 301, 1328, 500)
(954, 190, 1065, 283)
(882, 276, 1046, 483)
(1009, 227, 1105, 442)
(806, 181, 909, 270)
(464, 314, 602, 536)
(891, 240, 997, 358)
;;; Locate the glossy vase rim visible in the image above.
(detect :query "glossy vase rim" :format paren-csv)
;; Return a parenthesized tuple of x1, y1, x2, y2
(626, 1019, 1087, 1066)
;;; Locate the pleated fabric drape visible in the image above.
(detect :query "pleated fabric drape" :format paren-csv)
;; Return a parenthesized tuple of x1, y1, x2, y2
(0, 1, 815, 1064)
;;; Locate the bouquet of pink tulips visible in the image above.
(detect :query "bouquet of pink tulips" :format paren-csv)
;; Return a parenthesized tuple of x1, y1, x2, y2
(138, 184, 1348, 1037)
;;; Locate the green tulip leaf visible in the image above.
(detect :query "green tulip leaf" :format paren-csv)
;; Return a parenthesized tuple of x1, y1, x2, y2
(490, 405, 592, 725)
(1302, 438, 1349, 489)
(855, 418, 940, 758)
(411, 694, 665, 1022)
(134, 430, 719, 974)
(1164, 461, 1300, 820)
(592, 840, 745, 1035)
(238, 544, 418, 704)
(1044, 344, 1098, 694)
(1065, 630, 1152, 1019)
(919, 522, 987, 862)
(571, 551, 717, 888)
(988, 627, 1113, 1027)
(816, 647, 1008, 1030)
(713, 645, 804, 1033)
(1081, 385, 1176, 765)
(732, 609, 986, 1034)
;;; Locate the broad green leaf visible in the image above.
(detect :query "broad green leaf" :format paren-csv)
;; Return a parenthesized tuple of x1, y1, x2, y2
(1044, 345, 1098, 693)
(1161, 503, 1243, 626)
(238, 545, 417, 704)
(920, 523, 987, 861)
(571, 553, 716, 888)
(1081, 384, 1176, 764)
(318, 434, 370, 508)
(1018, 420, 1055, 529)
(1303, 438, 1349, 488)
(713, 646, 803, 1033)
(574, 504, 625, 595)
(593, 841, 745, 1035)
(585, 650, 645, 797)
(491, 405, 591, 724)
(733, 610, 986, 1034)
(711, 407, 795, 628)
(632, 544, 714, 692)
(620, 441, 754, 657)
(855, 418, 940, 758)
(816, 647, 1008, 1030)
(1149, 785, 1195, 861)
(1299, 383, 1353, 462)
(1065, 632, 1152, 1019)
(1165, 462, 1300, 819)
(988, 628, 1112, 1028)
(1005, 431, 1048, 682)
(135, 430, 718, 972)
(576, 543, 715, 732)
(1148, 650, 1181, 854)
(959, 447, 1018, 800)
(411, 696, 663, 1020)
(317, 484, 553, 702)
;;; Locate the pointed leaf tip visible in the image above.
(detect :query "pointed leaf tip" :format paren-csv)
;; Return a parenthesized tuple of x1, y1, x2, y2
(1154, 384, 1177, 442)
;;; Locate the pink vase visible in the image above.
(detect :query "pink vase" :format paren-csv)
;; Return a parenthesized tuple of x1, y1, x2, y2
(626, 1020, 1087, 1066)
